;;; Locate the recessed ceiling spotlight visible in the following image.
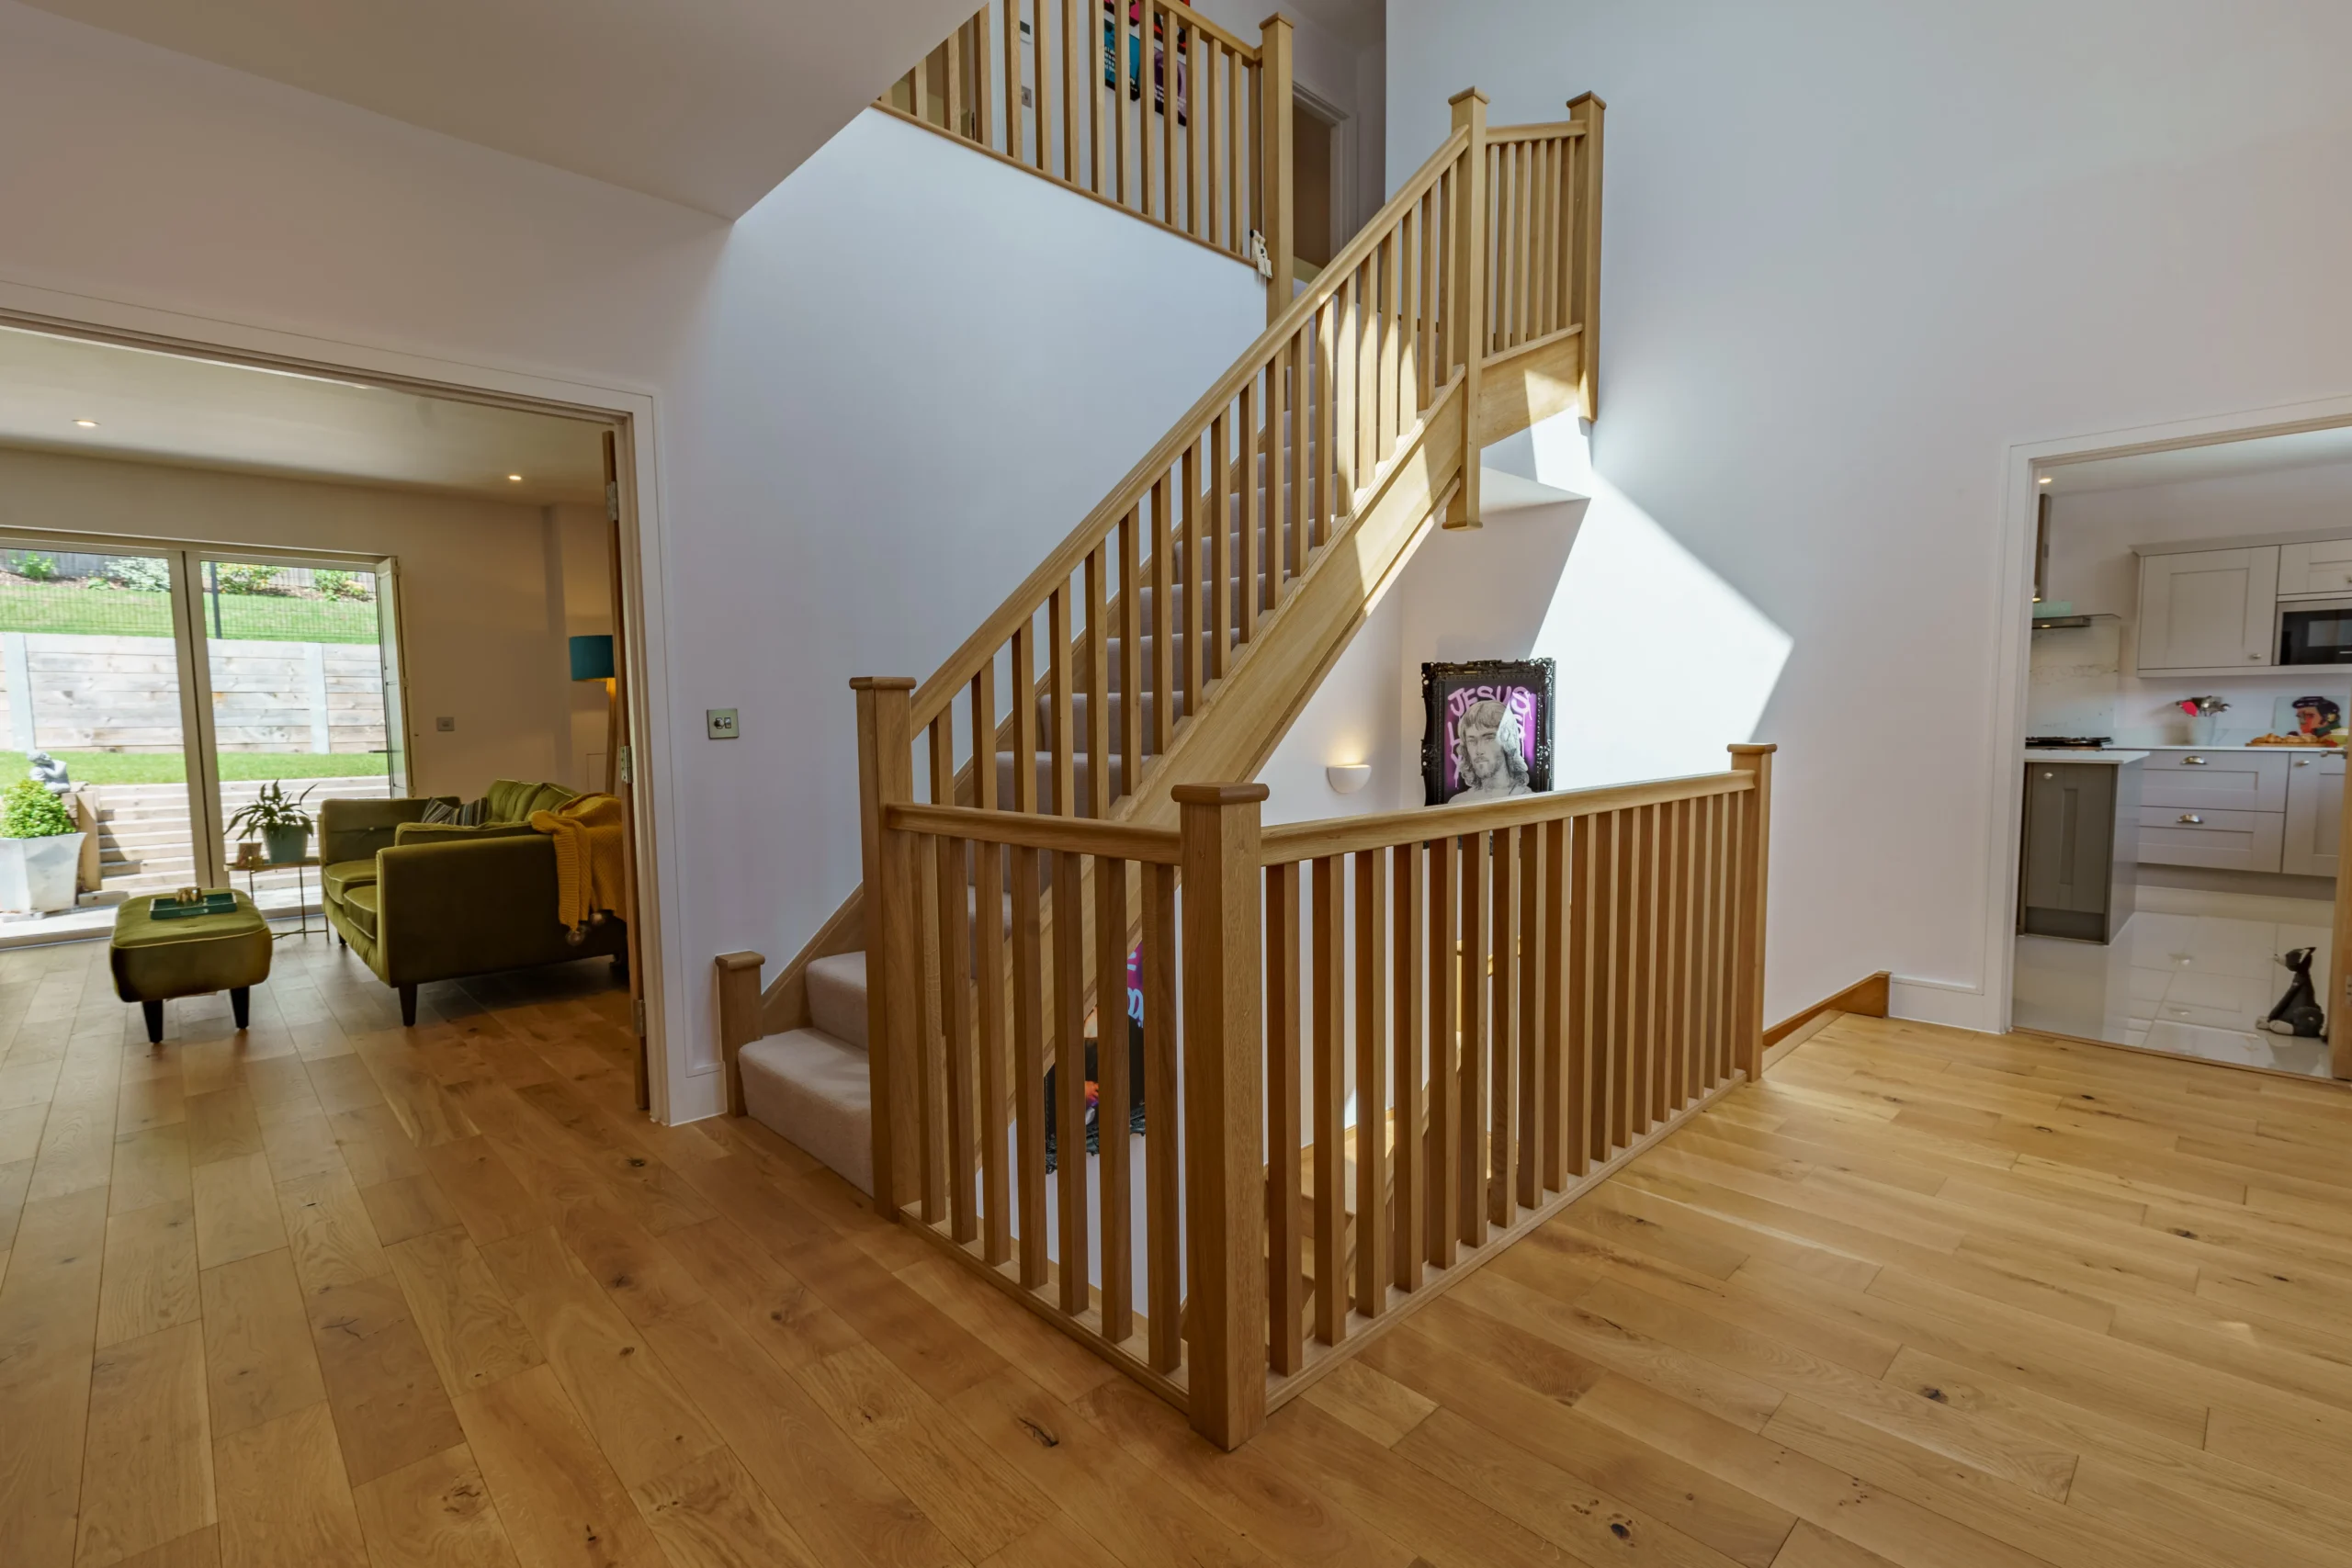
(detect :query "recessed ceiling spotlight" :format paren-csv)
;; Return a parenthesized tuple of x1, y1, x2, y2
(507, 474, 523, 482)
(73, 419, 97, 428)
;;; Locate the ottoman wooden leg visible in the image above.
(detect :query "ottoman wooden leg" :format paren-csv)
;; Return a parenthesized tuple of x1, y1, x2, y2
(231, 987, 251, 1030)
(141, 999, 164, 1043)
(400, 985, 417, 1027)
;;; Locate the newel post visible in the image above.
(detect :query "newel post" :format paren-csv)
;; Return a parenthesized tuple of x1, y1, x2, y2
(1729, 744, 1776, 1080)
(1444, 87, 1489, 530)
(713, 951, 765, 1117)
(1257, 14, 1296, 322)
(1565, 92, 1607, 422)
(853, 677, 921, 1215)
(1174, 782, 1269, 1450)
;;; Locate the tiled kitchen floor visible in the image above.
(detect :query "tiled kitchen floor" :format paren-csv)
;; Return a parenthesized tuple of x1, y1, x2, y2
(2013, 899, 2335, 1077)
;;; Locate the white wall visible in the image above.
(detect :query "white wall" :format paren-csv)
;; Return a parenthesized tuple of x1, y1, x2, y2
(0, 2, 1266, 1115)
(2038, 461, 2352, 747)
(0, 446, 591, 794)
(1386, 0, 2352, 1030)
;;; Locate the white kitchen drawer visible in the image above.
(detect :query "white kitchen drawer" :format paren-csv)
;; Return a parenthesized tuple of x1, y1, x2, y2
(2136, 805, 2284, 873)
(2137, 750, 2290, 813)
(2278, 538, 2352, 598)
(2281, 751, 2346, 877)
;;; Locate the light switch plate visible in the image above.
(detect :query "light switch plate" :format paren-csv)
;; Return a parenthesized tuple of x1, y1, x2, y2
(435, 716, 455, 732)
(706, 708, 740, 740)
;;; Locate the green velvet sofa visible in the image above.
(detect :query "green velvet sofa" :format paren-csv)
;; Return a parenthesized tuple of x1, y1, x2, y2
(319, 779, 626, 1025)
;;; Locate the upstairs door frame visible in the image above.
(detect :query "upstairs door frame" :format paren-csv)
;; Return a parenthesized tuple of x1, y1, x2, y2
(0, 288, 688, 1121)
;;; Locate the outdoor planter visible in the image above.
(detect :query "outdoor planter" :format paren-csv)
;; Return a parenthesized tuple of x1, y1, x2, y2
(0, 830, 87, 913)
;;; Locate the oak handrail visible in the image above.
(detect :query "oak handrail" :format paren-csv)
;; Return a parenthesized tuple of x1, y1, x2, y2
(1259, 770, 1754, 862)
(908, 122, 1475, 732)
(887, 801, 1182, 862)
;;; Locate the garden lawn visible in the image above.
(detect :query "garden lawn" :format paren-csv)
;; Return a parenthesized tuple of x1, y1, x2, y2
(0, 585, 379, 642)
(0, 750, 389, 784)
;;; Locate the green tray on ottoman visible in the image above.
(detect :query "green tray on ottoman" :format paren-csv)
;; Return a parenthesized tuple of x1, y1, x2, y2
(110, 889, 273, 1043)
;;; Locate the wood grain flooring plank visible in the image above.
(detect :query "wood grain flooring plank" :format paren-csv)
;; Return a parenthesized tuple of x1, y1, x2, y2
(385, 1226, 542, 1393)
(275, 1169, 389, 1293)
(628, 1447, 826, 1568)
(350, 1443, 520, 1568)
(212, 1402, 368, 1568)
(75, 1320, 215, 1566)
(191, 1153, 286, 1269)
(199, 1247, 326, 1439)
(0, 1183, 109, 1568)
(96, 1197, 199, 1347)
(450, 1363, 671, 1568)
(307, 1270, 469, 1487)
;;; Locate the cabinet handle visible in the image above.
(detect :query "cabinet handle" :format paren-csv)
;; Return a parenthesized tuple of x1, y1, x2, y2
(2182, 756, 2208, 764)
(2177, 814, 2204, 825)
(2297, 758, 2312, 766)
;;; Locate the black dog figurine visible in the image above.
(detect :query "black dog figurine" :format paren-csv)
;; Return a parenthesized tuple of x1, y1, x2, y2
(2264, 946, 2327, 1039)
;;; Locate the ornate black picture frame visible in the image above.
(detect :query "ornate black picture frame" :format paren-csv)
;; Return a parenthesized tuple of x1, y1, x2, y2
(1420, 658, 1555, 807)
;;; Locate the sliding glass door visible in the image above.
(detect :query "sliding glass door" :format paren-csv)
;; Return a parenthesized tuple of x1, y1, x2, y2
(0, 531, 408, 924)
(194, 554, 400, 915)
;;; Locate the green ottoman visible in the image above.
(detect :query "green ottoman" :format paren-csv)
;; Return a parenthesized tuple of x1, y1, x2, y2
(110, 891, 274, 1043)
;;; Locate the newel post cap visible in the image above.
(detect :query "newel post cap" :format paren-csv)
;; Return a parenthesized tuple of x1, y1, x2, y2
(847, 676, 917, 693)
(1171, 783, 1272, 807)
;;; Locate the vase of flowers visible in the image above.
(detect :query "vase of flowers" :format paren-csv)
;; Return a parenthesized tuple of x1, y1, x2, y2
(226, 781, 318, 865)
(0, 779, 86, 913)
(2177, 695, 2230, 747)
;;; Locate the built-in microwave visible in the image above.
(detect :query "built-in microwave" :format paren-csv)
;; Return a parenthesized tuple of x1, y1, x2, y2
(2279, 597, 2352, 664)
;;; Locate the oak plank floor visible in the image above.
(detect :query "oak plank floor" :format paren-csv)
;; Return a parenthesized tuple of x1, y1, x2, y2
(6, 934, 2352, 1567)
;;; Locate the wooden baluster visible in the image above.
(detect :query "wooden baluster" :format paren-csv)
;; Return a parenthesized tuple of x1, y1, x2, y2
(1140, 1, 1159, 221)
(1649, 802, 1672, 1125)
(1565, 815, 1591, 1180)
(972, 684, 1012, 1266)
(1514, 139, 1535, 347)
(1182, 434, 1204, 715)
(1397, 205, 1419, 429)
(974, 6, 994, 152)
(938, 827, 977, 1244)
(1088, 0, 1106, 195)
(1539, 817, 1567, 1193)
(1635, 802, 1660, 1133)
(1352, 845, 1388, 1318)
(1257, 16, 1293, 321)
(1575, 811, 1601, 1167)
(1310, 854, 1346, 1343)
(1010, 624, 1037, 815)
(1691, 794, 1713, 1092)
(1719, 792, 1741, 1086)
(1539, 138, 1559, 336)
(1048, 586, 1075, 816)
(1265, 859, 1303, 1373)
(914, 51, 933, 127)
(1457, 829, 1488, 1247)
(1613, 805, 1641, 1143)
(1227, 47, 1242, 252)
(1095, 852, 1132, 1339)
(1085, 544, 1110, 816)
(1052, 845, 1090, 1315)
(852, 676, 919, 1214)
(1114, 0, 1132, 205)
(1678, 797, 1699, 1110)
(1391, 840, 1425, 1292)
(1357, 259, 1378, 484)
(1174, 783, 1268, 1451)
(1141, 859, 1181, 1371)
(1423, 834, 1458, 1267)
(1606, 808, 1631, 1154)
(1003, 0, 1023, 161)
(1517, 819, 1545, 1210)
(1732, 745, 1774, 1080)
(1011, 843, 1047, 1283)
(1488, 825, 1517, 1228)
(1159, 4, 1176, 223)
(1039, 0, 1058, 175)
(914, 829, 944, 1224)
(1183, 18, 1201, 239)
(945, 21, 966, 137)
(1060, 0, 1080, 186)
(1707, 791, 1727, 1086)
(1204, 38, 1220, 245)
(1211, 409, 1232, 681)
(1381, 223, 1401, 457)
(1150, 472, 1173, 745)
(1119, 511, 1142, 798)
(1446, 90, 1487, 527)
(1566, 93, 1606, 418)
(1316, 296, 1338, 551)
(1332, 273, 1357, 513)
(1664, 797, 1686, 1114)
(1283, 333, 1305, 589)
(1239, 376, 1261, 640)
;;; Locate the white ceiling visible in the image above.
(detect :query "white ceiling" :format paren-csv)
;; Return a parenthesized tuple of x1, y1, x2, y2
(2043, 423, 2352, 494)
(0, 325, 607, 504)
(18, 0, 983, 218)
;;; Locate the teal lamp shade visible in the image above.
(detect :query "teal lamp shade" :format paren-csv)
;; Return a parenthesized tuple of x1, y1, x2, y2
(569, 634, 615, 682)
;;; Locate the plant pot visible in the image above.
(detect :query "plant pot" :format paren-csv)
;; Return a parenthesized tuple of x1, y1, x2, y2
(264, 825, 311, 865)
(0, 831, 87, 913)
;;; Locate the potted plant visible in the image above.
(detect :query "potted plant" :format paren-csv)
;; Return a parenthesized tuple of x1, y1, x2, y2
(0, 779, 87, 914)
(227, 781, 317, 865)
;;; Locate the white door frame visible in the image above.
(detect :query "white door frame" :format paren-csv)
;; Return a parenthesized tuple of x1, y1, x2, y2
(1977, 389, 2352, 1046)
(0, 280, 690, 1122)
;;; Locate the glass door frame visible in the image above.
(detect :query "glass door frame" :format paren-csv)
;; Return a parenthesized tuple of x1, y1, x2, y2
(0, 525, 406, 893)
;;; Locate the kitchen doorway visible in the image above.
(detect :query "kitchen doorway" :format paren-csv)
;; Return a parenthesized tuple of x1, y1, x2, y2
(1999, 419, 2352, 1079)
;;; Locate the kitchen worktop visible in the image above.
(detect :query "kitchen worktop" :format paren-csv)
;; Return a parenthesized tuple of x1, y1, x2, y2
(2132, 743, 2342, 752)
(2022, 749, 2150, 764)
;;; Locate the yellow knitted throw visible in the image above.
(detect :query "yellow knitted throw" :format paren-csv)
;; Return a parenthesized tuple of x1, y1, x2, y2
(529, 793, 626, 936)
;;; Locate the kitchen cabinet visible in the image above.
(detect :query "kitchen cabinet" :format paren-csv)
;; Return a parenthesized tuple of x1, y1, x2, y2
(2134, 546, 2278, 672)
(2278, 539, 2352, 599)
(2139, 749, 2290, 813)
(2281, 751, 2346, 877)
(2137, 804, 2287, 874)
(2019, 758, 2139, 942)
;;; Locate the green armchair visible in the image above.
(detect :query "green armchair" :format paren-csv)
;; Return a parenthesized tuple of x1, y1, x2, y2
(319, 782, 626, 1025)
